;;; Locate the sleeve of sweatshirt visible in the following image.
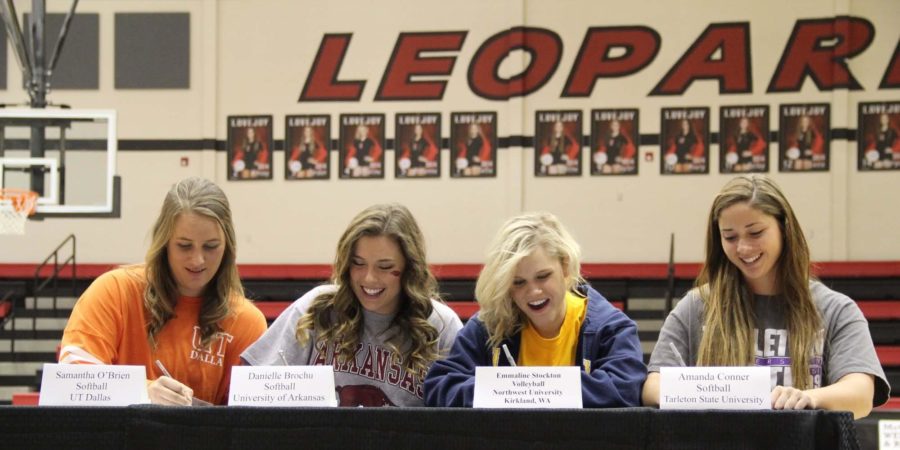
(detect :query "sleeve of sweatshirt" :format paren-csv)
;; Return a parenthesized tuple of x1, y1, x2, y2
(423, 317, 489, 407)
(580, 308, 647, 408)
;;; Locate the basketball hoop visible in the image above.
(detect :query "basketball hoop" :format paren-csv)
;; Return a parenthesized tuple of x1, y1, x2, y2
(0, 189, 39, 235)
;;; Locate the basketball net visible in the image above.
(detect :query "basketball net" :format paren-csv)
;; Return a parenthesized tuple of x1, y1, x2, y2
(0, 189, 38, 235)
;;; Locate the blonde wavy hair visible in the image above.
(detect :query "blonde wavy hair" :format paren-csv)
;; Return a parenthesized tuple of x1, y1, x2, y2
(143, 177, 242, 348)
(295, 203, 441, 375)
(476, 212, 584, 349)
(696, 174, 821, 389)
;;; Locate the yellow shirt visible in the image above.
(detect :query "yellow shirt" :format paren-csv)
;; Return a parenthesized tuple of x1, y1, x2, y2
(518, 291, 587, 366)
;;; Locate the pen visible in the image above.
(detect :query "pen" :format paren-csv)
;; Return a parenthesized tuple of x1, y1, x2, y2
(669, 342, 686, 367)
(154, 359, 173, 378)
(278, 349, 289, 366)
(501, 344, 516, 367)
(154, 360, 212, 406)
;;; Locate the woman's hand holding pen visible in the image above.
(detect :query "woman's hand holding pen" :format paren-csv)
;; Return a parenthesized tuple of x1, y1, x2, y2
(147, 376, 193, 406)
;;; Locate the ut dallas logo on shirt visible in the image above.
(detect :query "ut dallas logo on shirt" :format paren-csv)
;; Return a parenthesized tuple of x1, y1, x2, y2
(190, 326, 234, 367)
(754, 327, 825, 388)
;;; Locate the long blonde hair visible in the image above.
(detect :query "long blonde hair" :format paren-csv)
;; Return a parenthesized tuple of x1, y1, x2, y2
(143, 177, 242, 347)
(295, 204, 440, 375)
(696, 174, 820, 389)
(476, 212, 584, 349)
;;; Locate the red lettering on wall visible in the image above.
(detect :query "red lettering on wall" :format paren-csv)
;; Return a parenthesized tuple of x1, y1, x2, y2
(299, 34, 366, 101)
(651, 23, 752, 95)
(562, 26, 660, 97)
(880, 40, 900, 89)
(375, 31, 468, 101)
(468, 27, 562, 100)
(767, 17, 874, 92)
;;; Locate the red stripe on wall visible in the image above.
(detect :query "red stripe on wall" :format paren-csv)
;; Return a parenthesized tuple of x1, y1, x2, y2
(1, 261, 899, 280)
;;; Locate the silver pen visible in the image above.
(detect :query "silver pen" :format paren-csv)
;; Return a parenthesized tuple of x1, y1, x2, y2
(501, 344, 517, 367)
(669, 342, 687, 367)
(154, 359, 211, 406)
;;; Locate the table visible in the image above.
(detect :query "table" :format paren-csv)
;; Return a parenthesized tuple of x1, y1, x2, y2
(0, 406, 859, 450)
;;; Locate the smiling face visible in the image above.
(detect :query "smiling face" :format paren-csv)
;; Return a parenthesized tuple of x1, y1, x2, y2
(349, 235, 406, 315)
(718, 202, 783, 295)
(166, 212, 226, 297)
(510, 246, 568, 338)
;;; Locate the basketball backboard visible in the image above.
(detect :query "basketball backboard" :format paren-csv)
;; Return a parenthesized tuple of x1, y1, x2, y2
(0, 108, 119, 218)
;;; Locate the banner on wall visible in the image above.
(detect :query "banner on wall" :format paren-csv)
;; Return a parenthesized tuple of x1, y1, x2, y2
(858, 102, 900, 171)
(590, 109, 639, 176)
(534, 110, 582, 177)
(719, 106, 770, 174)
(285, 115, 330, 180)
(450, 112, 497, 178)
(395, 113, 441, 178)
(340, 114, 386, 179)
(660, 107, 709, 175)
(228, 115, 273, 181)
(779, 104, 830, 172)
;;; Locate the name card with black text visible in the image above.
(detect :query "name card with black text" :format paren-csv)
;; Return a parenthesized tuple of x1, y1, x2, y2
(473, 366, 582, 408)
(39, 364, 147, 406)
(229, 366, 337, 407)
(660, 366, 770, 410)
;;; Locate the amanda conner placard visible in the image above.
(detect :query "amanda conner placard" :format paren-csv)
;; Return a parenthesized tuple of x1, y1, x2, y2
(659, 366, 770, 410)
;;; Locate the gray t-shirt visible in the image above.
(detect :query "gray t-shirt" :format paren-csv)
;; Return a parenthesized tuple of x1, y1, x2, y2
(648, 281, 890, 406)
(242, 285, 463, 406)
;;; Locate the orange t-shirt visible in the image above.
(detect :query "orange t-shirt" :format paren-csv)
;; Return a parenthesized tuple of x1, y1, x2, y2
(59, 267, 267, 405)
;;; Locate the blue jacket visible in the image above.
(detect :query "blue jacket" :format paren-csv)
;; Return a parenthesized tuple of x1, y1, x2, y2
(424, 285, 646, 407)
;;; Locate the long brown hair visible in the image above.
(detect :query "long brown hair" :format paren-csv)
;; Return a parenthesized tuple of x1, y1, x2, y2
(696, 174, 820, 389)
(295, 204, 440, 375)
(143, 177, 242, 347)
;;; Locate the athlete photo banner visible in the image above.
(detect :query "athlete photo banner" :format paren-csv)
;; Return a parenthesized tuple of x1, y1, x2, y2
(660, 107, 709, 175)
(339, 114, 386, 179)
(450, 112, 498, 178)
(228, 115, 273, 181)
(779, 103, 830, 172)
(858, 102, 900, 171)
(534, 110, 582, 177)
(285, 115, 331, 180)
(719, 105, 770, 174)
(395, 113, 441, 179)
(590, 109, 639, 176)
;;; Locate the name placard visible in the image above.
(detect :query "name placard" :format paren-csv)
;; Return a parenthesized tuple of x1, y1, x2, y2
(39, 364, 147, 406)
(880, 420, 900, 450)
(473, 366, 582, 408)
(229, 366, 337, 407)
(659, 366, 770, 410)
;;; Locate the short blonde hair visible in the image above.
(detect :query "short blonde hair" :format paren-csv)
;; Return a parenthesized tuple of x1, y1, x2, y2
(475, 212, 584, 348)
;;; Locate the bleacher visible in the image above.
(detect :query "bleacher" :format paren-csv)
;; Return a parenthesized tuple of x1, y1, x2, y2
(0, 261, 897, 419)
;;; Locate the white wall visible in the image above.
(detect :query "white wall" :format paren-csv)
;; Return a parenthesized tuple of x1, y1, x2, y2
(1, 0, 898, 265)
